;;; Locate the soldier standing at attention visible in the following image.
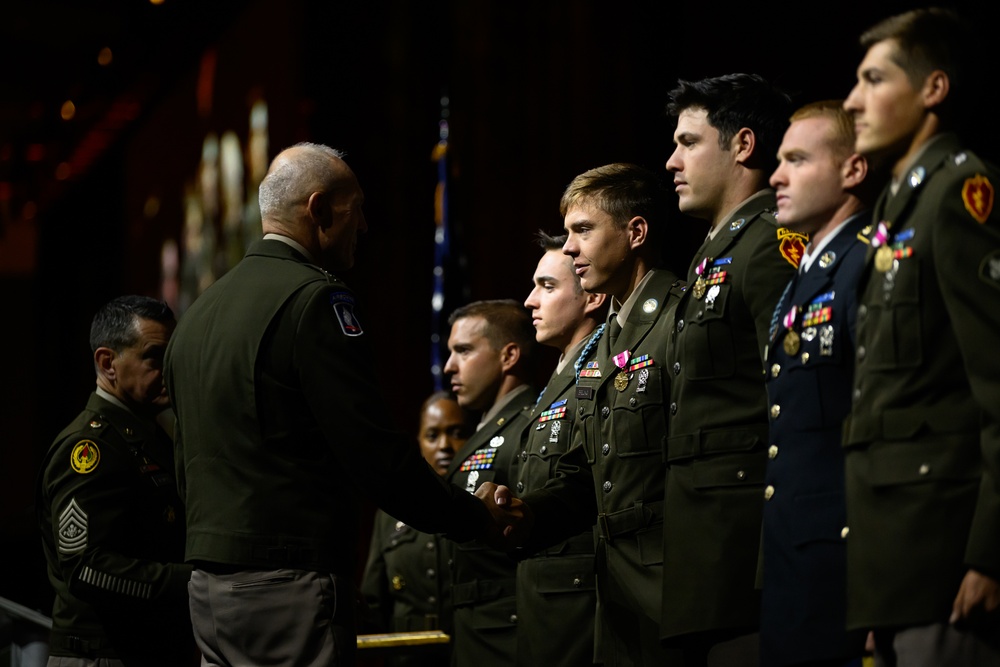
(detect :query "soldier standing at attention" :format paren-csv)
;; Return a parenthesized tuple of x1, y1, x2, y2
(762, 100, 875, 667)
(842, 9, 1000, 665)
(361, 391, 475, 666)
(482, 163, 687, 667)
(443, 299, 538, 666)
(515, 232, 606, 667)
(38, 295, 196, 666)
(662, 73, 797, 665)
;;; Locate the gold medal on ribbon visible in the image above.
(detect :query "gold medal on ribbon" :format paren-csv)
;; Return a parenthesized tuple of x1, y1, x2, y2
(614, 371, 629, 392)
(783, 329, 800, 356)
(692, 277, 706, 299)
(875, 245, 893, 272)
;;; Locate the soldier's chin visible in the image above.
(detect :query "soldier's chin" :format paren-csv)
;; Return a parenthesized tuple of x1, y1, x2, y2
(149, 394, 172, 410)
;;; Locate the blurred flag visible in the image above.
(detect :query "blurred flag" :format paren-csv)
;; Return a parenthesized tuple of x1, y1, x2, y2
(430, 99, 450, 390)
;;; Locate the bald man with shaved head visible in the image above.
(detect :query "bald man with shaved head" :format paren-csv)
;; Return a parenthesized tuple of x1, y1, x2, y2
(165, 143, 495, 666)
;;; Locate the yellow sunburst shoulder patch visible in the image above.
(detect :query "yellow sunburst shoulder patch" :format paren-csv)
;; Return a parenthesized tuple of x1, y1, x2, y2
(70, 440, 100, 474)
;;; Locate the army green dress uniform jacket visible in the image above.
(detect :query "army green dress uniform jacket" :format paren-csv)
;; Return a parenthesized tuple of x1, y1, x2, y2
(842, 135, 1000, 633)
(514, 332, 602, 667)
(663, 192, 800, 644)
(164, 240, 490, 658)
(361, 510, 452, 666)
(38, 392, 194, 665)
(522, 269, 686, 667)
(446, 385, 538, 667)
(445, 387, 536, 667)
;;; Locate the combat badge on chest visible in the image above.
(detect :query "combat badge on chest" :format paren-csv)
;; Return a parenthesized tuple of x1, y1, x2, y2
(536, 399, 567, 443)
(460, 436, 504, 492)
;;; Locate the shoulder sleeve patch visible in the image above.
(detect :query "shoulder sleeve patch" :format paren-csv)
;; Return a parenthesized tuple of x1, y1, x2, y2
(962, 174, 994, 223)
(70, 440, 100, 474)
(57, 497, 89, 554)
(979, 250, 1000, 291)
(776, 227, 808, 268)
(329, 291, 363, 337)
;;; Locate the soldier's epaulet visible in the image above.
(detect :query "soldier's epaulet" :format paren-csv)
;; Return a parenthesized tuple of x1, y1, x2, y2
(856, 223, 875, 245)
(101, 415, 146, 445)
(304, 262, 340, 284)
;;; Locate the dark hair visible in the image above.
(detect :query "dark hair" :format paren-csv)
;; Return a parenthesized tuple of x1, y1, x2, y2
(860, 8, 982, 123)
(447, 299, 536, 359)
(535, 230, 567, 251)
(667, 73, 791, 172)
(419, 390, 475, 437)
(90, 295, 174, 354)
(534, 229, 583, 293)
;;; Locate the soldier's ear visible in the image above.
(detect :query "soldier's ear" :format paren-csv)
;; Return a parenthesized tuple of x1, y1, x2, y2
(732, 127, 756, 165)
(922, 70, 949, 109)
(842, 153, 868, 190)
(306, 191, 330, 229)
(499, 342, 520, 373)
(584, 292, 606, 317)
(95, 347, 116, 381)
(626, 216, 648, 250)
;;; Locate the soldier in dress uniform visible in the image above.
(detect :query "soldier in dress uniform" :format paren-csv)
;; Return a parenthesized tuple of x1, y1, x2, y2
(443, 300, 538, 666)
(515, 232, 606, 667)
(37, 295, 196, 666)
(482, 163, 687, 667)
(761, 100, 875, 667)
(164, 143, 495, 667)
(842, 9, 1000, 665)
(661, 74, 797, 665)
(362, 391, 475, 667)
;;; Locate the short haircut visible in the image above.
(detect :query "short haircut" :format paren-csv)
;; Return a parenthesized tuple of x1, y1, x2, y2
(447, 299, 536, 358)
(789, 100, 856, 160)
(534, 230, 582, 294)
(535, 230, 567, 251)
(258, 142, 346, 220)
(419, 390, 474, 435)
(860, 8, 982, 121)
(90, 295, 174, 354)
(667, 73, 792, 172)
(559, 163, 670, 231)
(421, 390, 460, 414)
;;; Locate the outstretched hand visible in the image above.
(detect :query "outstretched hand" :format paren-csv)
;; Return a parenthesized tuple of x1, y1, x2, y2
(475, 481, 535, 550)
(950, 569, 1000, 625)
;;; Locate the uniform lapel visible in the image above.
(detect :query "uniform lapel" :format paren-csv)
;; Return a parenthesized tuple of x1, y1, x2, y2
(532, 363, 576, 418)
(447, 392, 530, 478)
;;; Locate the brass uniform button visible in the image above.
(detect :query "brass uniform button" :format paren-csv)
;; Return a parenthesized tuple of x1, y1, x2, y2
(764, 485, 775, 500)
(768, 445, 778, 459)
